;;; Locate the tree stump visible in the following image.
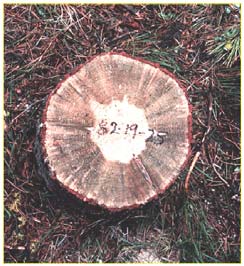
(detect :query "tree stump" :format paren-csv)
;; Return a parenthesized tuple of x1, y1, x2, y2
(39, 52, 192, 211)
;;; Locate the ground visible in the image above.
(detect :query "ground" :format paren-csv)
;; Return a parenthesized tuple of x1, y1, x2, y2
(4, 4, 240, 263)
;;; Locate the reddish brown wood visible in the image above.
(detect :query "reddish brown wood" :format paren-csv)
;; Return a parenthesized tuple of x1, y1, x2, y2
(39, 52, 192, 211)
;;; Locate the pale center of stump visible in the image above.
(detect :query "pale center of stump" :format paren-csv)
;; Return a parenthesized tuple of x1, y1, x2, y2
(88, 96, 151, 164)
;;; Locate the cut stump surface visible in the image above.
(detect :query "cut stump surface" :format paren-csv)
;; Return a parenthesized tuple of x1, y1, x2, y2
(40, 53, 192, 211)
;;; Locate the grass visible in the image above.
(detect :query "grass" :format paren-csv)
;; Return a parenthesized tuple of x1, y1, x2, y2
(4, 4, 240, 263)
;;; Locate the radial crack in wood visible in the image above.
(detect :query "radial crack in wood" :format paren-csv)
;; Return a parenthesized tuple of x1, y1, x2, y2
(39, 52, 192, 211)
